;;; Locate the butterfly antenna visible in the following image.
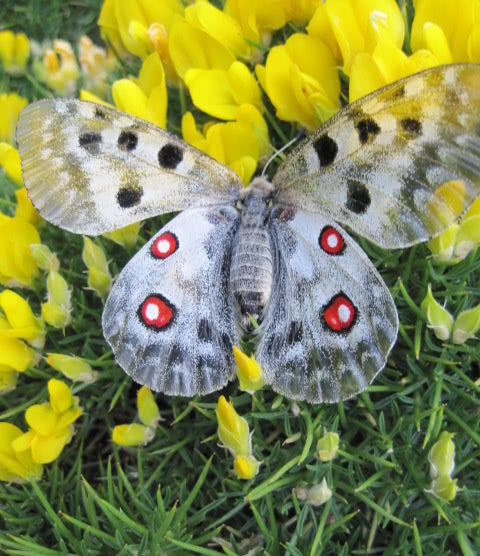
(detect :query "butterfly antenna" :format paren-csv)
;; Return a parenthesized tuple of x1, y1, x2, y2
(261, 132, 303, 178)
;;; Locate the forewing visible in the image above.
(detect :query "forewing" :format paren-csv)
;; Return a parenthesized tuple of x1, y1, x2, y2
(273, 64, 480, 248)
(256, 208, 398, 403)
(16, 99, 243, 235)
(103, 205, 240, 396)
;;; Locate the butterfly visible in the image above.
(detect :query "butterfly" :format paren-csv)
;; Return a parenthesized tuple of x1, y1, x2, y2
(16, 63, 480, 403)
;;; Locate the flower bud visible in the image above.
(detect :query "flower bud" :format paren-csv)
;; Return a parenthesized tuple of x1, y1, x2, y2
(420, 285, 453, 341)
(233, 346, 264, 393)
(428, 431, 455, 478)
(112, 423, 155, 447)
(452, 304, 480, 344)
(216, 395, 251, 456)
(46, 353, 97, 383)
(137, 387, 161, 428)
(233, 454, 260, 480)
(316, 431, 339, 461)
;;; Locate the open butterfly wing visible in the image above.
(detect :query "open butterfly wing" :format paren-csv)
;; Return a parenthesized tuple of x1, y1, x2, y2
(103, 205, 240, 396)
(16, 99, 242, 235)
(256, 208, 398, 403)
(273, 64, 480, 248)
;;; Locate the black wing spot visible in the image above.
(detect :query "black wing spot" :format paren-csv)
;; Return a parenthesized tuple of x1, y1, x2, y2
(287, 321, 303, 344)
(168, 343, 183, 366)
(400, 117, 422, 136)
(158, 143, 183, 169)
(313, 134, 338, 167)
(117, 186, 143, 208)
(356, 118, 381, 144)
(198, 318, 212, 342)
(118, 130, 138, 151)
(94, 107, 106, 119)
(79, 132, 102, 154)
(346, 180, 371, 214)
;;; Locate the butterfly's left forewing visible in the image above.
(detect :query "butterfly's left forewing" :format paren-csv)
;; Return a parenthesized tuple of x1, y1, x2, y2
(103, 205, 240, 396)
(256, 208, 398, 403)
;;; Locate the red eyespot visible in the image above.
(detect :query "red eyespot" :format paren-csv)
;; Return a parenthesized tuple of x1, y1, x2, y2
(151, 232, 178, 259)
(139, 295, 175, 330)
(323, 294, 356, 332)
(319, 226, 345, 255)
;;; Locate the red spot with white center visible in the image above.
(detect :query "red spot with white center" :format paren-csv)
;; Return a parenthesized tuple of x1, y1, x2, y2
(323, 293, 356, 332)
(139, 295, 175, 330)
(319, 226, 345, 255)
(151, 232, 178, 259)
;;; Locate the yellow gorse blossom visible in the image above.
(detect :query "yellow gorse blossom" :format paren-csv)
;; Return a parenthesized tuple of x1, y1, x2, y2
(112, 386, 160, 446)
(0, 30, 30, 75)
(82, 237, 112, 297)
(34, 39, 80, 96)
(0, 143, 23, 186)
(420, 285, 454, 341)
(0, 423, 43, 483)
(47, 353, 98, 383)
(233, 346, 264, 393)
(41, 270, 72, 329)
(256, 33, 340, 129)
(0, 92, 28, 144)
(12, 379, 82, 464)
(411, 0, 480, 63)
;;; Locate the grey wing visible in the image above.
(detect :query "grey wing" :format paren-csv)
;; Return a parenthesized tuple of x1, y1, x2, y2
(256, 208, 398, 403)
(103, 205, 240, 396)
(16, 99, 243, 235)
(273, 64, 480, 248)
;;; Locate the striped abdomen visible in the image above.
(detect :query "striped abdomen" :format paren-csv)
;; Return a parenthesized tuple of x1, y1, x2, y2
(230, 193, 273, 327)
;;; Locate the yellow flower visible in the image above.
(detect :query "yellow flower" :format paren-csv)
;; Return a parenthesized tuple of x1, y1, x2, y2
(0, 423, 43, 483)
(233, 454, 260, 480)
(0, 216, 40, 289)
(112, 52, 167, 128)
(0, 337, 34, 375)
(169, 15, 235, 80)
(316, 431, 339, 461)
(0, 143, 23, 187)
(47, 353, 98, 383)
(348, 37, 439, 101)
(33, 39, 80, 96)
(13, 379, 82, 464)
(182, 105, 269, 185)
(429, 431, 455, 478)
(256, 33, 340, 130)
(216, 395, 251, 457)
(0, 31, 30, 75)
(0, 289, 45, 349)
(112, 386, 160, 447)
(185, 1, 250, 60)
(82, 237, 112, 297)
(103, 222, 141, 248)
(411, 0, 480, 63)
(98, 0, 183, 83)
(15, 187, 41, 225)
(452, 304, 480, 344)
(224, 0, 288, 53)
(137, 386, 161, 428)
(78, 35, 116, 97)
(428, 196, 480, 263)
(0, 93, 28, 144)
(41, 270, 72, 329)
(185, 61, 263, 121)
(420, 285, 453, 341)
(112, 423, 155, 447)
(307, 0, 404, 75)
(284, 0, 321, 25)
(233, 346, 264, 393)
(0, 370, 19, 393)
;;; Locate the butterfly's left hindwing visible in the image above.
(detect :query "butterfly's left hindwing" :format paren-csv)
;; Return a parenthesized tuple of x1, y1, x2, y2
(103, 205, 240, 396)
(256, 208, 398, 403)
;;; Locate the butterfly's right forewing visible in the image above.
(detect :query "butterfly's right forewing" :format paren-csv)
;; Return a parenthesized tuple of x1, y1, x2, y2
(103, 205, 240, 396)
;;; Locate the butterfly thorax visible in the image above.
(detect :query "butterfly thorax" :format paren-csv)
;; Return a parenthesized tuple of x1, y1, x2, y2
(231, 178, 275, 329)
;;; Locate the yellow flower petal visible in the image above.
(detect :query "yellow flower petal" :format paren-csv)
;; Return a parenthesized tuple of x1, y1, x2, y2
(112, 423, 155, 446)
(0, 369, 18, 393)
(216, 395, 251, 456)
(0, 143, 23, 185)
(420, 285, 454, 341)
(0, 289, 43, 340)
(47, 353, 97, 383)
(0, 337, 34, 373)
(0, 423, 42, 483)
(56, 406, 82, 429)
(112, 78, 149, 121)
(48, 379, 73, 413)
(233, 454, 260, 480)
(233, 346, 264, 393)
(137, 386, 160, 427)
(31, 427, 71, 464)
(25, 403, 58, 436)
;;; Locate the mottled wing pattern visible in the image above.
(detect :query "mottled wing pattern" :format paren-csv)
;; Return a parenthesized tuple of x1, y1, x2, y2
(103, 205, 240, 396)
(256, 208, 398, 403)
(16, 99, 243, 235)
(273, 64, 480, 248)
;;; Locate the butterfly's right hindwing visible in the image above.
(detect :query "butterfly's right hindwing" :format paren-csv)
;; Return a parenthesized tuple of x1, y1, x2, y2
(103, 205, 240, 396)
(16, 99, 243, 235)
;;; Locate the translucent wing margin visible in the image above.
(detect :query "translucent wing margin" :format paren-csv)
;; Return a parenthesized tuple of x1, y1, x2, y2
(256, 208, 398, 403)
(16, 99, 242, 235)
(103, 205, 240, 396)
(273, 64, 480, 248)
